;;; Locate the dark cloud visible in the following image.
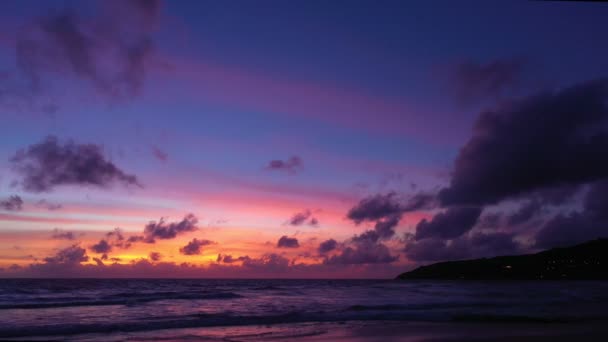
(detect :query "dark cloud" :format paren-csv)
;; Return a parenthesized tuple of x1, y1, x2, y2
(103, 227, 136, 249)
(92, 257, 105, 266)
(352, 230, 381, 244)
(0, 195, 23, 211)
(217, 253, 290, 272)
(126, 235, 145, 245)
(318, 239, 337, 254)
(414, 206, 482, 240)
(277, 235, 299, 248)
(51, 228, 76, 240)
(148, 251, 162, 261)
(402, 78, 608, 261)
(140, 214, 198, 243)
(449, 58, 525, 104)
(241, 253, 290, 272)
(266, 156, 303, 175)
(288, 210, 310, 225)
(287, 209, 319, 227)
(179, 238, 214, 255)
(43, 245, 88, 265)
(151, 146, 168, 162)
(90, 239, 112, 254)
(373, 214, 401, 240)
(106, 227, 125, 241)
(405, 232, 520, 262)
(346, 192, 434, 240)
(477, 212, 502, 229)
(439, 79, 608, 207)
(345, 192, 437, 248)
(402, 192, 437, 212)
(11, 136, 141, 192)
(507, 199, 543, 226)
(535, 180, 608, 248)
(347, 192, 403, 224)
(216, 254, 249, 263)
(583, 180, 608, 221)
(324, 239, 398, 265)
(15, 0, 160, 102)
(535, 213, 600, 249)
(35, 199, 62, 210)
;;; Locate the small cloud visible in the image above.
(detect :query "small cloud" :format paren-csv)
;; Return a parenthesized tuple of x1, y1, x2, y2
(217, 254, 249, 263)
(0, 195, 23, 211)
(287, 209, 319, 227)
(140, 214, 198, 243)
(36, 199, 63, 210)
(277, 235, 299, 248)
(179, 238, 215, 255)
(149, 251, 162, 261)
(90, 239, 112, 254)
(448, 58, 526, 104)
(51, 228, 76, 240)
(151, 146, 168, 162)
(44, 245, 88, 265)
(265, 156, 303, 175)
(318, 239, 337, 254)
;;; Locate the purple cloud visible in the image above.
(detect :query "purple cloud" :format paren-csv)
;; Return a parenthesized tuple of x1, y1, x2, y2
(347, 192, 403, 224)
(347, 192, 437, 243)
(507, 199, 543, 226)
(414, 206, 482, 241)
(0, 195, 23, 211)
(143, 214, 198, 242)
(90, 239, 112, 254)
(179, 238, 215, 255)
(217, 254, 249, 263)
(241, 253, 290, 272)
(51, 228, 76, 240)
(35, 199, 62, 211)
(439, 79, 608, 207)
(535, 180, 608, 248)
(324, 239, 398, 265)
(287, 209, 319, 227)
(318, 239, 337, 254)
(266, 156, 303, 175)
(449, 58, 525, 104)
(346, 192, 434, 240)
(129, 214, 198, 244)
(148, 252, 162, 261)
(43, 245, 88, 265)
(405, 232, 520, 262)
(15, 0, 160, 101)
(151, 146, 168, 162)
(277, 235, 299, 248)
(11, 136, 141, 192)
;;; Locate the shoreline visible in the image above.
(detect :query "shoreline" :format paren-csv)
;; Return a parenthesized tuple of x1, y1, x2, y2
(7, 320, 608, 342)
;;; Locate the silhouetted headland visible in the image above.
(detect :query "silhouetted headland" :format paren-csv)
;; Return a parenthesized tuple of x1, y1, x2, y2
(397, 239, 608, 280)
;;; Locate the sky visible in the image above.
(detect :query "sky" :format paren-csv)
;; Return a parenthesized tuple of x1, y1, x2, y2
(1, 0, 607, 278)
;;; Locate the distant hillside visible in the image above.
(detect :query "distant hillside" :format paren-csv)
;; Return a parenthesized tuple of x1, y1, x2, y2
(397, 239, 608, 280)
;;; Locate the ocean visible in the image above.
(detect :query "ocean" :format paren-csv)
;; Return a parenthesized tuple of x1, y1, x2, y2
(1, 279, 608, 341)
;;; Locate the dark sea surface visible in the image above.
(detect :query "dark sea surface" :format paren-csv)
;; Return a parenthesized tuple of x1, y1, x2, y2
(1, 279, 608, 340)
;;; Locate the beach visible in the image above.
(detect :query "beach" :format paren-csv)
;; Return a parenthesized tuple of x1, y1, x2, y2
(1, 279, 608, 341)
(27, 321, 608, 341)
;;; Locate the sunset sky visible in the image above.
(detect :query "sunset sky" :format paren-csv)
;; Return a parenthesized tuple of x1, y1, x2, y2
(1, 0, 607, 278)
